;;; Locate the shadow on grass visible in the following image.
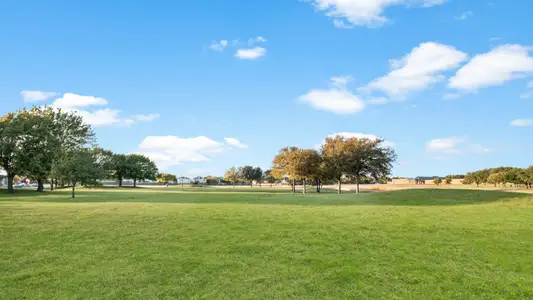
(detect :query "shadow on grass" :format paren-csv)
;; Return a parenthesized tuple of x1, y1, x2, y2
(1, 188, 530, 206)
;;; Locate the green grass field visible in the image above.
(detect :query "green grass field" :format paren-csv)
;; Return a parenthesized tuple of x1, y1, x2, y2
(1, 187, 533, 299)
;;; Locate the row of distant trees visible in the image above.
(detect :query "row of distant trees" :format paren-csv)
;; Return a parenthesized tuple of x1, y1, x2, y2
(462, 166, 533, 188)
(0, 107, 159, 197)
(268, 136, 396, 194)
(223, 166, 271, 187)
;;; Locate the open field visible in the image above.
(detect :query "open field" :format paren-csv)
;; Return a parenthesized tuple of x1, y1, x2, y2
(2, 187, 533, 299)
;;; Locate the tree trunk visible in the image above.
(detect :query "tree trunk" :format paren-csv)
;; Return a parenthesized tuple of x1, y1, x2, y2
(250, 181, 253, 188)
(233, 180, 235, 188)
(133, 179, 137, 188)
(54, 179, 58, 188)
(356, 175, 360, 194)
(72, 183, 76, 199)
(292, 179, 296, 194)
(37, 179, 44, 192)
(316, 179, 320, 193)
(337, 178, 342, 194)
(119, 178, 123, 187)
(7, 173, 14, 194)
(50, 180, 54, 191)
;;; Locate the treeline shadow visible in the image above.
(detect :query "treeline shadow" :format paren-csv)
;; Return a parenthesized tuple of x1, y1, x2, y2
(1, 188, 530, 207)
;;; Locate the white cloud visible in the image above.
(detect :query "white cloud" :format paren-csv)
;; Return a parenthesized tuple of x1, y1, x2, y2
(73, 108, 133, 127)
(367, 97, 388, 105)
(47, 93, 158, 127)
(449, 44, 533, 91)
(426, 137, 492, 156)
(510, 119, 533, 127)
(131, 113, 160, 122)
(20, 90, 57, 102)
(300, 89, 365, 114)
(455, 11, 473, 21)
(235, 47, 267, 59)
(52, 93, 108, 109)
(138, 136, 247, 169)
(309, 0, 447, 28)
(224, 137, 248, 149)
(426, 137, 466, 154)
(209, 40, 229, 51)
(330, 75, 353, 88)
(364, 42, 467, 98)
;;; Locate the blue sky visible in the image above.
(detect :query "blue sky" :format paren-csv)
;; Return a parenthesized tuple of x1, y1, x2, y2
(1, 0, 533, 177)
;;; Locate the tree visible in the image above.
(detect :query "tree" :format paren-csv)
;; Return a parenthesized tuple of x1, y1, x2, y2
(487, 172, 505, 187)
(272, 147, 300, 193)
(224, 166, 239, 187)
(0, 111, 25, 193)
(472, 170, 489, 187)
(54, 148, 102, 198)
(240, 165, 256, 187)
(156, 173, 177, 186)
(111, 154, 129, 187)
(253, 167, 263, 187)
(124, 154, 158, 188)
(292, 149, 321, 194)
(321, 137, 348, 194)
(433, 177, 442, 186)
(342, 137, 397, 194)
(445, 176, 452, 185)
(264, 169, 276, 187)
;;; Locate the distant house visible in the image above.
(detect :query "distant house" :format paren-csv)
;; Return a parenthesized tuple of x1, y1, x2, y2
(177, 177, 192, 184)
(192, 176, 207, 184)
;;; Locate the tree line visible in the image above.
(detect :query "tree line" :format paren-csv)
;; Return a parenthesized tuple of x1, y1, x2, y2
(269, 135, 396, 194)
(0, 107, 158, 197)
(462, 166, 533, 188)
(223, 166, 270, 187)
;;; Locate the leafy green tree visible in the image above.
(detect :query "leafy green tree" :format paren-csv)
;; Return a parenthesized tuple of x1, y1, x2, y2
(445, 176, 452, 185)
(124, 154, 158, 187)
(342, 137, 397, 194)
(111, 154, 130, 187)
(433, 177, 442, 186)
(264, 169, 276, 187)
(0, 111, 25, 193)
(54, 148, 103, 198)
(292, 149, 322, 194)
(253, 167, 263, 187)
(487, 172, 505, 187)
(240, 165, 256, 187)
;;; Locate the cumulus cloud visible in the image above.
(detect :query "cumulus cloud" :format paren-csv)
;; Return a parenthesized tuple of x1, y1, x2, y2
(364, 42, 467, 98)
(308, 0, 447, 28)
(448, 44, 533, 91)
(20, 90, 57, 102)
(224, 137, 248, 149)
(209, 40, 229, 51)
(510, 119, 533, 127)
(52, 93, 108, 109)
(235, 47, 267, 59)
(138, 136, 248, 169)
(45, 93, 158, 128)
(300, 76, 365, 114)
(426, 137, 492, 157)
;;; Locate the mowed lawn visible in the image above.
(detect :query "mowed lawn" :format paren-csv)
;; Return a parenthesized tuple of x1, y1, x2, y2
(1, 187, 533, 299)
